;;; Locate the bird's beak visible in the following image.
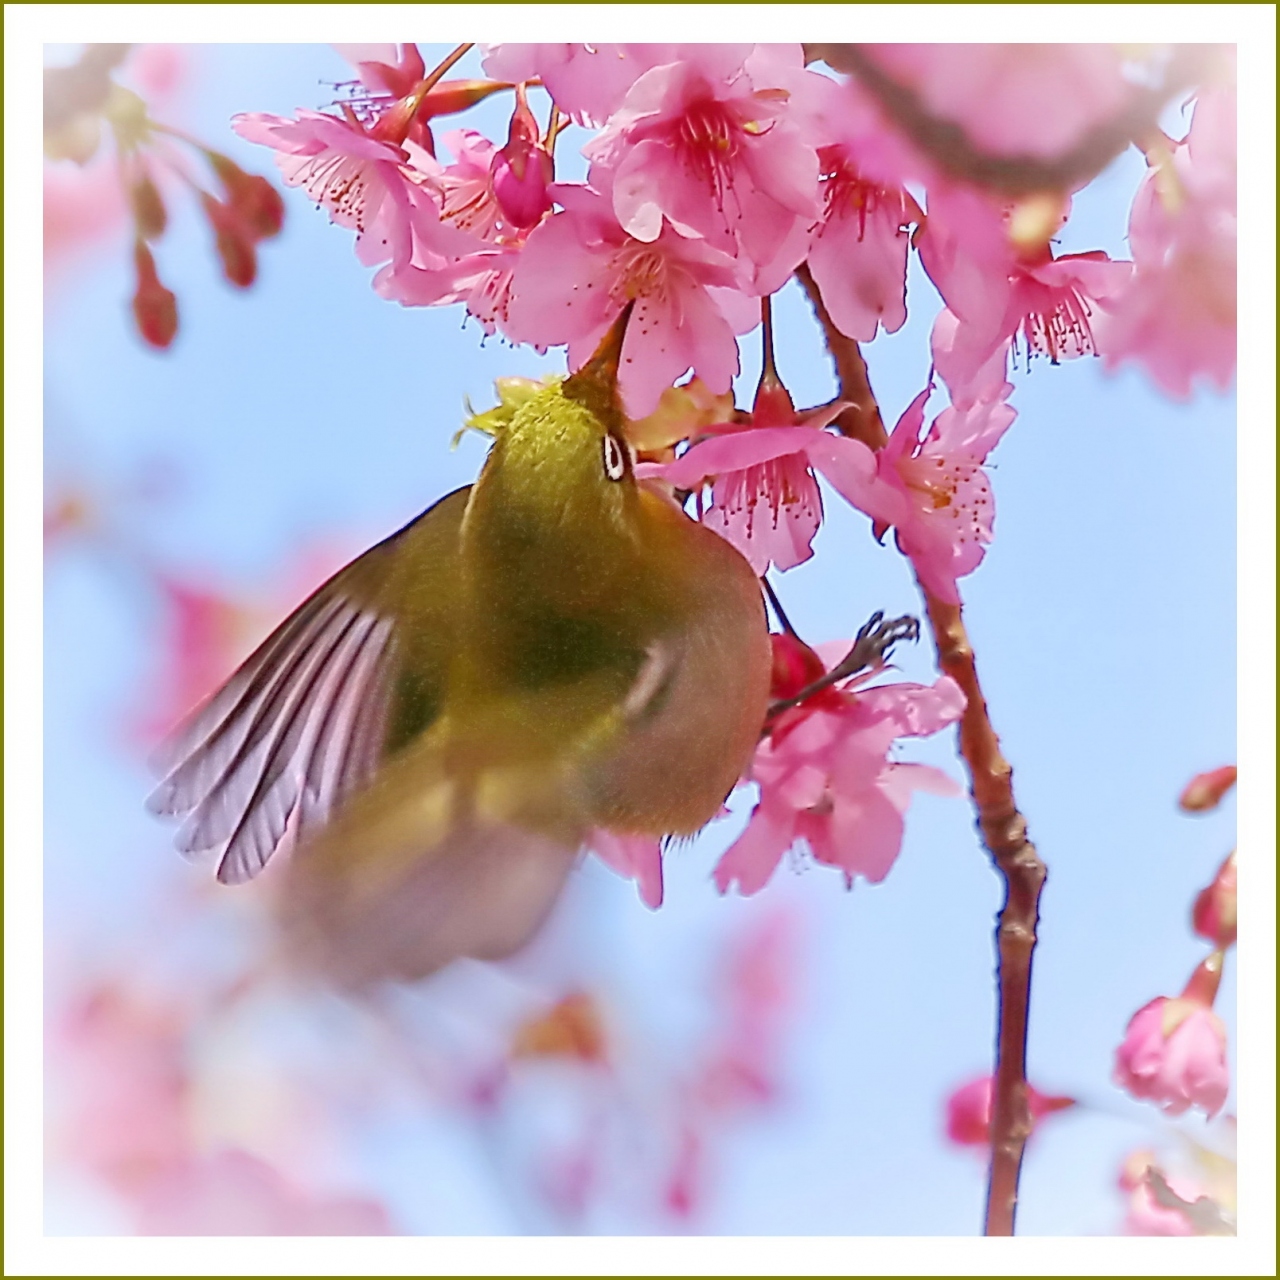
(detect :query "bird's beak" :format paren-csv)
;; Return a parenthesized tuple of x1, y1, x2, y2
(563, 301, 635, 408)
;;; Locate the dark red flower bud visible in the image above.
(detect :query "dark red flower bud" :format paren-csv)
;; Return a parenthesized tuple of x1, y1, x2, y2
(768, 633, 826, 702)
(131, 239, 177, 349)
(201, 193, 257, 288)
(208, 153, 285, 240)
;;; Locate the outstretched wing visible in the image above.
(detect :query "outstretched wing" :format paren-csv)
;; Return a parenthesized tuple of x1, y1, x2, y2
(147, 487, 469, 885)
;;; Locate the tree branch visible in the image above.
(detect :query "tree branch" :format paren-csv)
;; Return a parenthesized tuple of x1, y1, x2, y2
(921, 591, 1046, 1237)
(803, 43, 1216, 197)
(794, 262, 888, 451)
(806, 285, 1048, 1235)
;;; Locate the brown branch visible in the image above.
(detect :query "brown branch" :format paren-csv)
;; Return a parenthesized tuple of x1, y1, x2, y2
(804, 43, 1216, 197)
(922, 591, 1046, 1237)
(794, 262, 887, 450)
(806, 284, 1047, 1234)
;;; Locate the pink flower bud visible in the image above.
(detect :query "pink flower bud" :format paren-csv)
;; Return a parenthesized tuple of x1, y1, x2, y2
(1179, 765, 1236, 812)
(1192, 851, 1237, 948)
(490, 90, 552, 230)
(131, 240, 177, 349)
(1112, 986, 1229, 1117)
(944, 1075, 1075, 1148)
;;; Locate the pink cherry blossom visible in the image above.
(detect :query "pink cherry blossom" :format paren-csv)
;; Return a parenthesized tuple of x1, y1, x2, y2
(1113, 997, 1229, 1117)
(919, 185, 1131, 401)
(944, 1075, 1075, 1147)
(433, 129, 504, 240)
(806, 146, 921, 342)
(333, 43, 425, 100)
(133, 1149, 393, 1235)
(482, 43, 710, 126)
(504, 185, 758, 417)
(583, 46, 822, 291)
(1095, 88, 1236, 399)
(713, 660, 964, 895)
(874, 382, 1016, 603)
(590, 829, 665, 909)
(231, 110, 475, 273)
(862, 44, 1136, 160)
(643, 386, 907, 574)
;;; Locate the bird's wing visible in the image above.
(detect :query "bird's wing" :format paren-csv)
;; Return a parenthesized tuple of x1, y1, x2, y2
(146, 487, 469, 885)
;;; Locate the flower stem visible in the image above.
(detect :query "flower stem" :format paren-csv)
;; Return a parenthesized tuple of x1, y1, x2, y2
(794, 262, 887, 450)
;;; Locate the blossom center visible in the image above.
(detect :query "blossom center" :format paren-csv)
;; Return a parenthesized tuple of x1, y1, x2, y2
(1020, 282, 1096, 364)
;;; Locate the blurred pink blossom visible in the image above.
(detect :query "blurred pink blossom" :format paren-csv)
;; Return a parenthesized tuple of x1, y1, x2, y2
(48, 983, 192, 1195)
(863, 44, 1136, 160)
(133, 1148, 393, 1235)
(482, 43, 734, 127)
(943, 1075, 1075, 1148)
(1096, 86, 1236, 398)
(1113, 995, 1229, 1117)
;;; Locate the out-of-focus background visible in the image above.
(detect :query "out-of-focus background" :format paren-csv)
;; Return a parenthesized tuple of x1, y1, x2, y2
(41, 44, 1237, 1236)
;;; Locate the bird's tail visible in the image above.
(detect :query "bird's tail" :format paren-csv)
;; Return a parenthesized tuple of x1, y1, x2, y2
(277, 727, 589, 987)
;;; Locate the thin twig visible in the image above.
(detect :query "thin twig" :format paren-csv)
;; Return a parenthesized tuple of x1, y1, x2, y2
(794, 262, 887, 450)
(803, 43, 1214, 197)
(922, 590, 1046, 1237)
(808, 289, 1047, 1235)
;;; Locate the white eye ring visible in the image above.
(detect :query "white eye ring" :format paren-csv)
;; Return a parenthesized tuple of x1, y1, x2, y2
(602, 433, 627, 481)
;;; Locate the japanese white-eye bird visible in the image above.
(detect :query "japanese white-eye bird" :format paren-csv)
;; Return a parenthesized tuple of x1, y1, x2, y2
(148, 307, 772, 985)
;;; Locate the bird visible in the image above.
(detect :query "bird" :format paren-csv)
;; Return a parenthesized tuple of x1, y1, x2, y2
(148, 306, 772, 986)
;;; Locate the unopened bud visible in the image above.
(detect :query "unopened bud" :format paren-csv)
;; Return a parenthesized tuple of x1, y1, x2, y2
(1179, 765, 1236, 812)
(769, 633, 826, 702)
(129, 171, 168, 240)
(131, 240, 177, 349)
(491, 87, 552, 229)
(201, 194, 257, 288)
(1192, 851, 1237, 948)
(208, 154, 285, 240)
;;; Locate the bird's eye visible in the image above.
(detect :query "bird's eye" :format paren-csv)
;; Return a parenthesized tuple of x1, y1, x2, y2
(602, 433, 627, 481)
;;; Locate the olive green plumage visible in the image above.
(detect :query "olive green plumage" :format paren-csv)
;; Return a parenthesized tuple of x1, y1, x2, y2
(149, 315, 770, 983)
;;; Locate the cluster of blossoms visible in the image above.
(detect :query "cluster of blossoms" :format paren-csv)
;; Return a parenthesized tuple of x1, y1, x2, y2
(233, 41, 1236, 908)
(1108, 764, 1238, 1235)
(44, 44, 285, 348)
